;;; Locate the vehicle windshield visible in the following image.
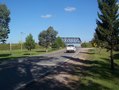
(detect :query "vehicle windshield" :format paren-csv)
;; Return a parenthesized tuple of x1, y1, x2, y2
(67, 45, 74, 47)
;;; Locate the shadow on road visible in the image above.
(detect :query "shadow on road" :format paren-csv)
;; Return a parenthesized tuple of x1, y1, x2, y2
(21, 54, 119, 90)
(1, 53, 119, 90)
(79, 51, 95, 55)
(0, 56, 58, 90)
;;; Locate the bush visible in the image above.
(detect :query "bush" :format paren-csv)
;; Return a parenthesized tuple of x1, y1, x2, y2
(52, 37, 65, 49)
(81, 42, 92, 48)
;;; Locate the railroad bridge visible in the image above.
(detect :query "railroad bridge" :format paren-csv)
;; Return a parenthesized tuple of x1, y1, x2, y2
(61, 37, 81, 46)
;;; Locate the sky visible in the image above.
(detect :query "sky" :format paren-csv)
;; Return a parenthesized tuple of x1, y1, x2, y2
(0, 0, 99, 43)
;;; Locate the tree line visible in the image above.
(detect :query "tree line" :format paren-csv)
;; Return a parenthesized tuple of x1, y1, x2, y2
(24, 26, 65, 52)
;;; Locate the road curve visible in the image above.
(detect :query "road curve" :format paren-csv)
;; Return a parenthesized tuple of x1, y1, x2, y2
(0, 47, 81, 90)
(36, 47, 80, 66)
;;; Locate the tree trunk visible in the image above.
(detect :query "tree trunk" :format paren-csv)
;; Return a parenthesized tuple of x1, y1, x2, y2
(110, 48, 114, 70)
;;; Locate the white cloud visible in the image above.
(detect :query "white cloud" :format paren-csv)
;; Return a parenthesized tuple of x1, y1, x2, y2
(41, 14, 52, 19)
(64, 7, 76, 12)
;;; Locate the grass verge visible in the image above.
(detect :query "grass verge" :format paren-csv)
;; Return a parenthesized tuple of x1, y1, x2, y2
(80, 48, 119, 90)
(0, 48, 61, 61)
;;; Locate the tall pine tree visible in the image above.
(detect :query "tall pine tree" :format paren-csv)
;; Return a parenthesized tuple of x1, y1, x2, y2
(0, 4, 10, 43)
(96, 0, 119, 70)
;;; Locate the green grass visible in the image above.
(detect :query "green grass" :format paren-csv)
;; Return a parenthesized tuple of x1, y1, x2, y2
(0, 48, 60, 61)
(80, 48, 119, 90)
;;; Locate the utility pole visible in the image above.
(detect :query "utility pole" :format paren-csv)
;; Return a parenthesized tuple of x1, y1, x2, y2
(10, 42, 12, 51)
(9, 42, 12, 55)
(21, 32, 23, 51)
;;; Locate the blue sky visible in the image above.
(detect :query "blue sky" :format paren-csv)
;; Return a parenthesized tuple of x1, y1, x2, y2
(0, 0, 98, 43)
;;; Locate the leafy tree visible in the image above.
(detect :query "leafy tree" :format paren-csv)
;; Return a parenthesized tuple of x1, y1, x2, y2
(56, 37, 65, 48)
(52, 37, 65, 49)
(0, 4, 10, 43)
(38, 26, 58, 52)
(52, 40, 60, 49)
(24, 34, 35, 51)
(96, 0, 119, 70)
(81, 42, 87, 48)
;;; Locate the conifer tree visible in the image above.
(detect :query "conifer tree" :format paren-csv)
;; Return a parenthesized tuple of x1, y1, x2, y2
(96, 0, 119, 70)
